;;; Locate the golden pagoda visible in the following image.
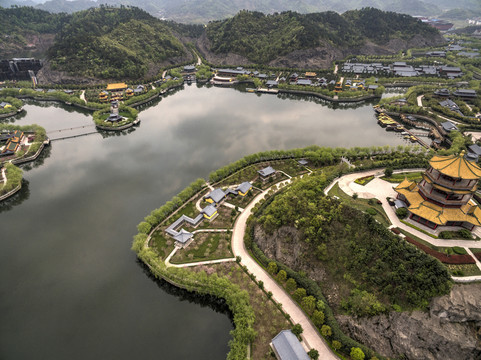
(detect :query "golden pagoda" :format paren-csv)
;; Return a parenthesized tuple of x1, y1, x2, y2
(395, 151, 481, 230)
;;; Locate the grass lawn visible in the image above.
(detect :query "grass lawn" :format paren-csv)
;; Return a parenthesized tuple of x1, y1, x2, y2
(170, 232, 233, 264)
(382, 172, 423, 183)
(149, 231, 175, 260)
(354, 175, 374, 186)
(328, 183, 391, 226)
(184, 206, 236, 231)
(446, 264, 481, 277)
(226, 189, 261, 208)
(216, 159, 307, 188)
(253, 173, 289, 190)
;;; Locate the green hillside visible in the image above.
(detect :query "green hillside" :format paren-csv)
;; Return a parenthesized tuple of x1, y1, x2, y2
(0, 7, 67, 56)
(206, 8, 441, 64)
(47, 6, 187, 79)
(254, 173, 452, 313)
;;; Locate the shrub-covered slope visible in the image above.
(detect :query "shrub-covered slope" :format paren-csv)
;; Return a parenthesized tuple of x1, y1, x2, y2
(254, 174, 451, 315)
(204, 8, 443, 65)
(47, 7, 188, 79)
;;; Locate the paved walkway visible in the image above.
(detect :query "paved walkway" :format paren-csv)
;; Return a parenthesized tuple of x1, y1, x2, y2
(417, 94, 423, 107)
(80, 90, 86, 103)
(231, 181, 339, 359)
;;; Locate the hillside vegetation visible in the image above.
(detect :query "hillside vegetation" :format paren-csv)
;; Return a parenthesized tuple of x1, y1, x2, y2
(47, 6, 187, 79)
(254, 173, 451, 314)
(0, 7, 67, 56)
(205, 8, 441, 64)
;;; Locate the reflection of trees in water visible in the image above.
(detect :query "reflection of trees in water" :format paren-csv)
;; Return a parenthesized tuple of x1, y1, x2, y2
(0, 179, 30, 214)
(276, 92, 376, 110)
(23, 99, 92, 116)
(98, 127, 137, 139)
(136, 259, 234, 323)
(20, 145, 52, 172)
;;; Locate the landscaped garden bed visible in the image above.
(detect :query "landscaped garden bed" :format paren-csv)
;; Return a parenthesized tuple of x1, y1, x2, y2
(170, 232, 232, 264)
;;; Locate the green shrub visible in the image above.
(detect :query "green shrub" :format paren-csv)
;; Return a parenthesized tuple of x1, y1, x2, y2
(395, 207, 408, 219)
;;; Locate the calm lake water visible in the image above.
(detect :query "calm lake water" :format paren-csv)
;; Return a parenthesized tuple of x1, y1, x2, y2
(0, 84, 405, 359)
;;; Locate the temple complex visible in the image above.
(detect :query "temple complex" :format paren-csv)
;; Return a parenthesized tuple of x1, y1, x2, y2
(395, 151, 481, 231)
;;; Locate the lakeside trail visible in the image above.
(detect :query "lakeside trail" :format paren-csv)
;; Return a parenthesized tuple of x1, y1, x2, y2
(231, 180, 339, 359)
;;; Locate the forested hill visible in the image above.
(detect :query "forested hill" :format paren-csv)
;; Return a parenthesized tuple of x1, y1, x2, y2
(0, 7, 68, 57)
(203, 8, 443, 66)
(47, 6, 189, 79)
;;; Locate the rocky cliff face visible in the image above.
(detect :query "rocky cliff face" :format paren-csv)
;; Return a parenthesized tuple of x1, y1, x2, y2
(254, 225, 481, 360)
(337, 284, 481, 360)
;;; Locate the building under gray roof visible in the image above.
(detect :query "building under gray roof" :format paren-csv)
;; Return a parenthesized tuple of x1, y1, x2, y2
(298, 159, 308, 166)
(202, 204, 217, 218)
(173, 229, 194, 245)
(266, 80, 278, 87)
(236, 181, 252, 194)
(206, 188, 226, 203)
(441, 121, 458, 132)
(439, 99, 463, 117)
(296, 79, 312, 86)
(434, 88, 450, 97)
(452, 89, 477, 98)
(258, 166, 276, 177)
(468, 144, 481, 157)
(458, 52, 479, 58)
(271, 330, 309, 360)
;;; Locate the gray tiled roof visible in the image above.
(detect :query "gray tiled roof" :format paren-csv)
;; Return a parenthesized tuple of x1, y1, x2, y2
(441, 121, 458, 131)
(297, 159, 308, 165)
(202, 205, 217, 217)
(271, 330, 309, 360)
(468, 144, 481, 156)
(207, 189, 226, 203)
(173, 229, 193, 244)
(296, 79, 312, 86)
(258, 166, 276, 177)
(236, 182, 252, 194)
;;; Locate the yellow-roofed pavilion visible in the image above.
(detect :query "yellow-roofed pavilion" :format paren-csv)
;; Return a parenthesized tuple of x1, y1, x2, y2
(106, 83, 128, 91)
(394, 151, 481, 230)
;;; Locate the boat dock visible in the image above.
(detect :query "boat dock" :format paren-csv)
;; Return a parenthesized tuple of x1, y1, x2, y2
(375, 112, 430, 148)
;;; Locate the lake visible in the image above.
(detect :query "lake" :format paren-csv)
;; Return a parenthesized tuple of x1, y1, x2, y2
(0, 84, 405, 359)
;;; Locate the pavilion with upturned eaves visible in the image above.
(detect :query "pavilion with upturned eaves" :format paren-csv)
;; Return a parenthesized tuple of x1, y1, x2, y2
(395, 151, 481, 231)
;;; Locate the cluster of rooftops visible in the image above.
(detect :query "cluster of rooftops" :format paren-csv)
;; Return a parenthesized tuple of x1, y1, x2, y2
(341, 61, 464, 78)
(165, 181, 253, 247)
(0, 130, 24, 156)
(164, 166, 283, 247)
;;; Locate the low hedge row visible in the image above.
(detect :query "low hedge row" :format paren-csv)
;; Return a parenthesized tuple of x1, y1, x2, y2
(404, 236, 475, 264)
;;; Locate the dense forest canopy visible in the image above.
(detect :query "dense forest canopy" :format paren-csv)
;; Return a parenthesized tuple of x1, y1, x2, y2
(255, 173, 452, 313)
(206, 8, 441, 64)
(46, 6, 186, 78)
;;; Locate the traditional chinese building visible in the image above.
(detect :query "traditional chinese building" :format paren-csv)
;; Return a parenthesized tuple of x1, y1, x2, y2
(395, 151, 481, 230)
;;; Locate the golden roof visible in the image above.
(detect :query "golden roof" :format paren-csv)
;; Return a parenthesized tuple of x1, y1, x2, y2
(395, 179, 481, 226)
(429, 151, 481, 180)
(422, 174, 475, 194)
(106, 83, 128, 91)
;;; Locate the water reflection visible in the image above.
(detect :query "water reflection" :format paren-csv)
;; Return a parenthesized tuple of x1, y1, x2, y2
(0, 179, 30, 213)
(136, 260, 233, 321)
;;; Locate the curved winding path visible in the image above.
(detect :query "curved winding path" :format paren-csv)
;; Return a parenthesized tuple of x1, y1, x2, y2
(231, 181, 339, 360)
